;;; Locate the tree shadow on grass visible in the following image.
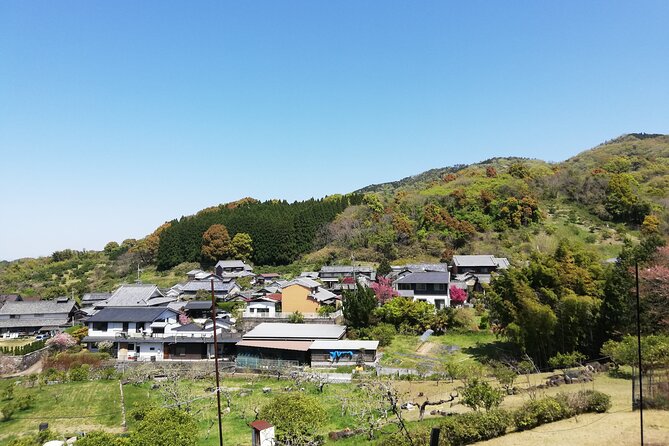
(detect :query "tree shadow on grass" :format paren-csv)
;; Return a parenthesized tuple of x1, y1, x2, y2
(462, 340, 520, 363)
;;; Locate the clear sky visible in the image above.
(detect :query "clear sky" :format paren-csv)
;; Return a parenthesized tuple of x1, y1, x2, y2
(1, 1, 668, 261)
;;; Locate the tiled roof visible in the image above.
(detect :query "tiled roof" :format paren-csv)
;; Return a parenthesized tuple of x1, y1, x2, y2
(103, 284, 167, 307)
(0, 299, 76, 315)
(319, 265, 374, 273)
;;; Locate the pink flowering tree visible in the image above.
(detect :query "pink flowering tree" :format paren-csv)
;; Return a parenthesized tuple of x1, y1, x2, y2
(46, 332, 77, 350)
(449, 286, 468, 306)
(178, 309, 191, 325)
(370, 276, 399, 304)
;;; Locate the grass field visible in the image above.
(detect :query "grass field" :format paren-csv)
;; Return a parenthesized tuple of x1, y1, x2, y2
(1, 329, 667, 446)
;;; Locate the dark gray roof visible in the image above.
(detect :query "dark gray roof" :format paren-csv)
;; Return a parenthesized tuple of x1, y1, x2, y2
(184, 301, 214, 310)
(0, 318, 70, 328)
(394, 271, 450, 284)
(173, 322, 209, 332)
(0, 299, 76, 316)
(215, 260, 253, 270)
(86, 307, 177, 323)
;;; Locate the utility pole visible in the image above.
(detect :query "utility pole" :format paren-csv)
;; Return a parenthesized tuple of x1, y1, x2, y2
(211, 279, 224, 446)
(635, 261, 644, 446)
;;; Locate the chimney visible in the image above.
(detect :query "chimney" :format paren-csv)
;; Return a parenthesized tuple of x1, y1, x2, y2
(250, 420, 274, 446)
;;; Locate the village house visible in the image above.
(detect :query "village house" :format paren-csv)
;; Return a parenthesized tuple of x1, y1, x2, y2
(451, 255, 509, 276)
(178, 277, 241, 300)
(0, 294, 23, 310)
(82, 306, 239, 360)
(0, 297, 78, 337)
(318, 265, 376, 289)
(243, 294, 281, 318)
(393, 271, 451, 309)
(215, 260, 254, 279)
(280, 278, 339, 314)
(96, 284, 175, 308)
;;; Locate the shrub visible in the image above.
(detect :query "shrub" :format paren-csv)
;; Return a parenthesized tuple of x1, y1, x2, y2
(259, 393, 326, 445)
(513, 396, 572, 431)
(288, 311, 305, 324)
(366, 323, 396, 347)
(1, 402, 16, 422)
(69, 364, 91, 382)
(15, 394, 34, 411)
(461, 378, 505, 411)
(77, 431, 129, 446)
(440, 410, 510, 446)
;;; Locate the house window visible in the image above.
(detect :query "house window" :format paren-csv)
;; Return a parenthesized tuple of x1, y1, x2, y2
(149, 347, 155, 351)
(435, 299, 446, 309)
(176, 346, 186, 356)
(127, 343, 135, 350)
(416, 283, 427, 291)
(92, 322, 108, 331)
(122, 322, 129, 332)
(34, 313, 44, 317)
(9, 315, 18, 319)
(434, 283, 445, 291)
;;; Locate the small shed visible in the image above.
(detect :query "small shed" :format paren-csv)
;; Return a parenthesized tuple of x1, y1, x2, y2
(250, 420, 275, 446)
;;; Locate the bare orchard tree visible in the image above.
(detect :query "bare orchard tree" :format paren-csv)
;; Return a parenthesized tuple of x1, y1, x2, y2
(409, 391, 459, 421)
(292, 369, 331, 393)
(352, 378, 414, 444)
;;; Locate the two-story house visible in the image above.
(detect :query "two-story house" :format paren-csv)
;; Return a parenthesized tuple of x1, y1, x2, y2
(318, 266, 376, 290)
(82, 306, 239, 360)
(451, 255, 509, 276)
(393, 271, 451, 309)
(0, 297, 77, 337)
(215, 260, 254, 279)
(178, 277, 240, 300)
(281, 278, 339, 314)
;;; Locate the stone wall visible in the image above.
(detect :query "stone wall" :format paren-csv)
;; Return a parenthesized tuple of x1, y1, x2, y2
(0, 346, 50, 375)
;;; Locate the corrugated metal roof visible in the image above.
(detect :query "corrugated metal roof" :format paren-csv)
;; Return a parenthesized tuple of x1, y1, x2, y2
(236, 339, 313, 351)
(310, 340, 379, 350)
(243, 323, 346, 340)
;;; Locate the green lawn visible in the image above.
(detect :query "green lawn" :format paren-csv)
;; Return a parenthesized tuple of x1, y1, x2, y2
(379, 330, 503, 370)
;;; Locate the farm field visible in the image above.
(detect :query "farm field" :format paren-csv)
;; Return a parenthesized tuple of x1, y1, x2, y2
(2, 367, 667, 445)
(0, 339, 35, 349)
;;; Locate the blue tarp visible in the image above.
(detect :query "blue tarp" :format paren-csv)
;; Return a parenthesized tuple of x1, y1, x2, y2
(329, 350, 354, 361)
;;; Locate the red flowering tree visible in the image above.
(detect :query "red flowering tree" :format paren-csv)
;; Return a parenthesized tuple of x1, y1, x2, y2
(370, 276, 398, 304)
(450, 286, 468, 306)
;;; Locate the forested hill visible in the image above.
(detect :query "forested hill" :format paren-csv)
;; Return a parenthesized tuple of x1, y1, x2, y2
(155, 195, 363, 270)
(1, 133, 668, 298)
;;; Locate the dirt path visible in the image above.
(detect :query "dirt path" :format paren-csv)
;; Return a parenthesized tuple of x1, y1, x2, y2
(416, 342, 435, 355)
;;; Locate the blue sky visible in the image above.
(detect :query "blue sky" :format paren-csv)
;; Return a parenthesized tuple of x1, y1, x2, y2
(1, 1, 668, 260)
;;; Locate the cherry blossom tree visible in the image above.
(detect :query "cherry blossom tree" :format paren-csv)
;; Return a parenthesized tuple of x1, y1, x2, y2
(370, 276, 398, 304)
(46, 332, 77, 350)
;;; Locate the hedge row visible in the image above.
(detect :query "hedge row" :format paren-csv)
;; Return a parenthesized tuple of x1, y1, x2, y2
(379, 390, 611, 446)
(0, 340, 46, 356)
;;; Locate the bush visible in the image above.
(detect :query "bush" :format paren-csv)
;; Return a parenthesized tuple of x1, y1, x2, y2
(69, 364, 91, 381)
(461, 378, 505, 411)
(15, 394, 34, 411)
(366, 323, 396, 347)
(288, 311, 305, 324)
(1, 402, 16, 421)
(440, 410, 510, 446)
(513, 396, 572, 431)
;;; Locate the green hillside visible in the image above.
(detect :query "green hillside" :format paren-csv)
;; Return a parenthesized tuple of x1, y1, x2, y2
(1, 133, 667, 298)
